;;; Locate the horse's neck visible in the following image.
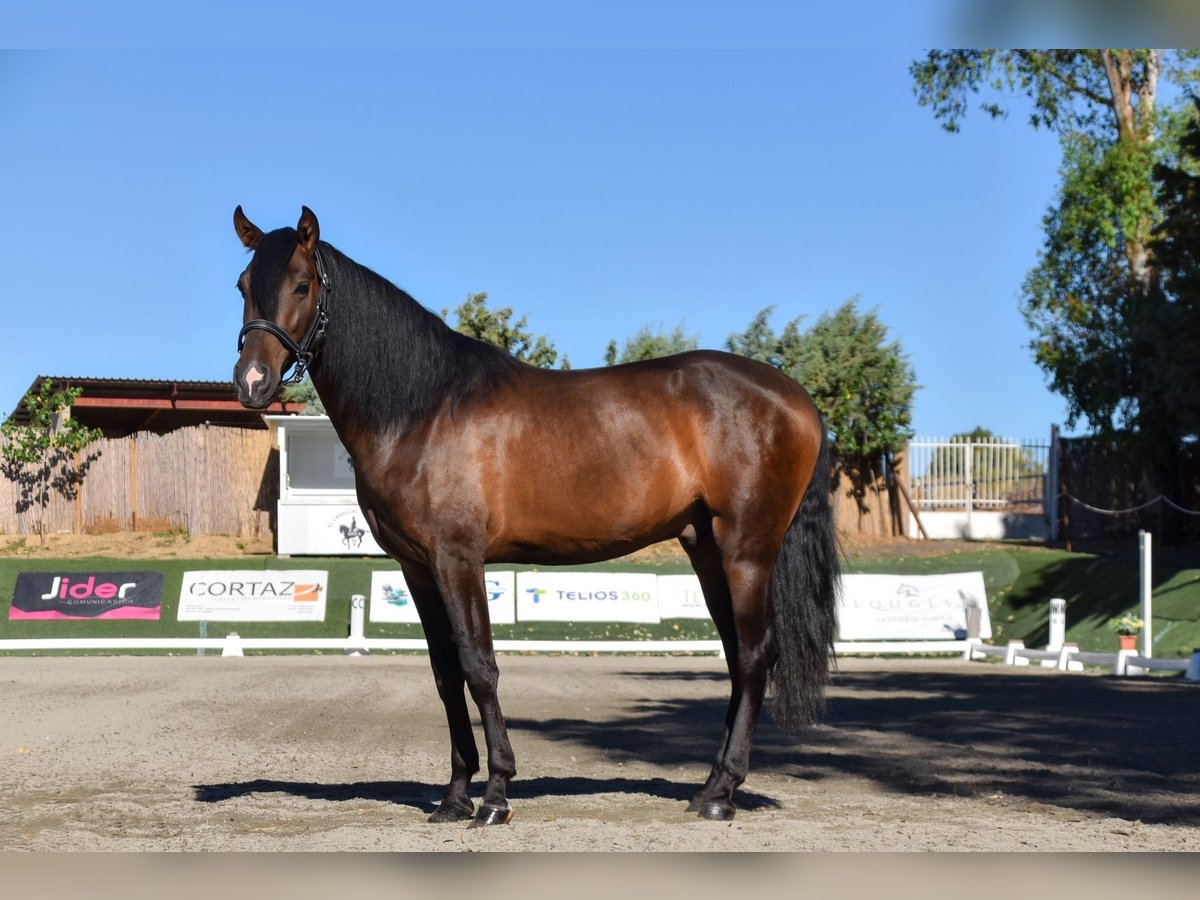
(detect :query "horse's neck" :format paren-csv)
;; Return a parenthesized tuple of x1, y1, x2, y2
(310, 367, 381, 463)
(304, 247, 516, 455)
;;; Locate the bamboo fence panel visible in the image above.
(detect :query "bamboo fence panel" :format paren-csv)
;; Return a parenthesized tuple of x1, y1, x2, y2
(0, 426, 276, 538)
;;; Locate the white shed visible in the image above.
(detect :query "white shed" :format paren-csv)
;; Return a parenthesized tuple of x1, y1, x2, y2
(264, 415, 386, 556)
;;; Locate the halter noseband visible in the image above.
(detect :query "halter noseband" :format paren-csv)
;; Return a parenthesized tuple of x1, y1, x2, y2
(237, 246, 331, 386)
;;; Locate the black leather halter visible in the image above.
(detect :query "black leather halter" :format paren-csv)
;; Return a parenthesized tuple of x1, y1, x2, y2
(237, 246, 331, 386)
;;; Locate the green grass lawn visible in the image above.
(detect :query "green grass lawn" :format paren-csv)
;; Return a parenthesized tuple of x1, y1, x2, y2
(2, 544, 1198, 657)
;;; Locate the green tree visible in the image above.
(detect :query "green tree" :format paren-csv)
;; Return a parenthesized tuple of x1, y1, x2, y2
(726, 300, 917, 493)
(724, 307, 784, 365)
(789, 300, 917, 477)
(1149, 100, 1200, 452)
(281, 374, 326, 415)
(1, 379, 104, 545)
(445, 292, 566, 369)
(911, 50, 1200, 471)
(604, 322, 699, 365)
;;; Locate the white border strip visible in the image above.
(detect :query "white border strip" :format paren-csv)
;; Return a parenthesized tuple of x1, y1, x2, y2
(0, 637, 971, 656)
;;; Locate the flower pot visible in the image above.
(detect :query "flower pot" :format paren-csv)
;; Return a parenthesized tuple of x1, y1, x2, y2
(1119, 634, 1138, 652)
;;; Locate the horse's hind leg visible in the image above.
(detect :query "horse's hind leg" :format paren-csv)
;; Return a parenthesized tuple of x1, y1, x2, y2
(403, 565, 480, 823)
(681, 519, 776, 820)
(679, 523, 745, 819)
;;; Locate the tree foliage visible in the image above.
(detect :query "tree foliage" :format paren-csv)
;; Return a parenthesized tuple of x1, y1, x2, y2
(281, 374, 326, 415)
(1, 379, 104, 544)
(1149, 100, 1200, 449)
(726, 299, 917, 482)
(912, 49, 1200, 476)
(604, 323, 699, 366)
(445, 292, 566, 369)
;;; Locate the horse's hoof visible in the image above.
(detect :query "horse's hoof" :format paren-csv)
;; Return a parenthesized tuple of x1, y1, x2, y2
(428, 800, 474, 823)
(468, 804, 514, 828)
(695, 800, 736, 821)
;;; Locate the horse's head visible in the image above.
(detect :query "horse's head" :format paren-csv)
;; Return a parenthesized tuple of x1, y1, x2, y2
(232, 206, 328, 408)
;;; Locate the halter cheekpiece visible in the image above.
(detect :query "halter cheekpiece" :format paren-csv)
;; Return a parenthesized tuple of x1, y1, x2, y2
(237, 246, 331, 386)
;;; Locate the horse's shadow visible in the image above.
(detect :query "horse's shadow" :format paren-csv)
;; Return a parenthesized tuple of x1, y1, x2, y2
(193, 776, 781, 814)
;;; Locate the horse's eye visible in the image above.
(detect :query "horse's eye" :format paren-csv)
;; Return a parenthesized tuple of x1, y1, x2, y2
(295, 282, 310, 295)
(236, 281, 245, 295)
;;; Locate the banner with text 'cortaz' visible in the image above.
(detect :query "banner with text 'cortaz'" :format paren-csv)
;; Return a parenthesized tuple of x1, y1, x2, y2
(9, 571, 164, 620)
(516, 571, 660, 623)
(368, 570, 517, 625)
(177, 571, 328, 621)
(836, 572, 992, 640)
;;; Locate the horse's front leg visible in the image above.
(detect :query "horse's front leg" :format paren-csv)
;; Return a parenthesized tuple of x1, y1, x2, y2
(403, 564, 480, 823)
(432, 554, 517, 827)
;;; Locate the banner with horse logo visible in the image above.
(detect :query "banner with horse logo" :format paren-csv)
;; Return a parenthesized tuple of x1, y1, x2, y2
(836, 572, 993, 640)
(369, 570, 517, 625)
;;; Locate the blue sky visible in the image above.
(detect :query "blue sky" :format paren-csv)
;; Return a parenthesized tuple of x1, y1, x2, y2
(1, 28, 1080, 440)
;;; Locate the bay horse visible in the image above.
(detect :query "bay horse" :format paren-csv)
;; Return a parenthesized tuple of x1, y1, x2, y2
(231, 206, 839, 826)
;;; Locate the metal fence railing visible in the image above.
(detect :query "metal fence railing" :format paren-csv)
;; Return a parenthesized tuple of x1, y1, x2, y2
(908, 437, 1052, 514)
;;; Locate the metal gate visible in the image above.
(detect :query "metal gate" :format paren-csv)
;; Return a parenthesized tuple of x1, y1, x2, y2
(906, 434, 1055, 540)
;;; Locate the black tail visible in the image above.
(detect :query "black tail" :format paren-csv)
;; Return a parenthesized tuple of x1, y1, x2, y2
(767, 430, 840, 732)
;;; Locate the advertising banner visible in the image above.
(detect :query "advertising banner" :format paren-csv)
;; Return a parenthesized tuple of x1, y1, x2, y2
(657, 574, 709, 619)
(369, 570, 517, 625)
(836, 572, 992, 640)
(178, 570, 329, 621)
(10, 571, 163, 620)
(516, 571, 660, 623)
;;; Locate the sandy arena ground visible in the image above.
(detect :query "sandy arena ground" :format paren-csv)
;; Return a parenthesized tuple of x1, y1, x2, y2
(0, 654, 1197, 851)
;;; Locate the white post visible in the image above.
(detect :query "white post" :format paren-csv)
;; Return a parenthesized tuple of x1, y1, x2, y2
(1116, 648, 1135, 677)
(963, 596, 981, 640)
(1044, 598, 1067, 668)
(1139, 531, 1153, 658)
(1057, 642, 1080, 672)
(222, 631, 244, 657)
(964, 438, 974, 540)
(1186, 650, 1200, 682)
(1005, 639, 1025, 665)
(346, 593, 369, 656)
(1047, 599, 1066, 650)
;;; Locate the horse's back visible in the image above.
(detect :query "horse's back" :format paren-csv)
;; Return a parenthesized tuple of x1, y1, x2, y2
(495, 349, 824, 524)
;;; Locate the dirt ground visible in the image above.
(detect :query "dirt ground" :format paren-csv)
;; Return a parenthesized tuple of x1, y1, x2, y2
(1, 654, 1197, 851)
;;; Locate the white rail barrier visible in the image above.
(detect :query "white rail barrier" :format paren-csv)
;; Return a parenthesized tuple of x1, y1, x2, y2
(0, 634, 978, 658)
(966, 638, 1200, 681)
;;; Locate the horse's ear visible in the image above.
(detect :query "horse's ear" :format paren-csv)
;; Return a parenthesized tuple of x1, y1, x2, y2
(297, 206, 319, 253)
(233, 206, 263, 250)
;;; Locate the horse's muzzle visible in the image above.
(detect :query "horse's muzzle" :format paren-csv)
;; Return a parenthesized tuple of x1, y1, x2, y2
(234, 360, 278, 409)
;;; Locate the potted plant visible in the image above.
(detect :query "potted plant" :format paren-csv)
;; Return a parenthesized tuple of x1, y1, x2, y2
(1108, 614, 1144, 651)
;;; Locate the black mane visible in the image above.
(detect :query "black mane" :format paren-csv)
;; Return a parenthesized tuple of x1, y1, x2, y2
(318, 244, 523, 433)
(251, 231, 521, 433)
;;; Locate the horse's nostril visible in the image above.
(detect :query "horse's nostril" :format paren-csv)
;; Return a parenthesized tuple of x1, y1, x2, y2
(244, 365, 266, 395)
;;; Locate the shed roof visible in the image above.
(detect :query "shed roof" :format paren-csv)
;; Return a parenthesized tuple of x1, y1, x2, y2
(5, 376, 305, 437)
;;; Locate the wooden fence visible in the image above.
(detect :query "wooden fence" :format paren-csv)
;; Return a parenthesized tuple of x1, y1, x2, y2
(830, 458, 907, 539)
(0, 426, 277, 538)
